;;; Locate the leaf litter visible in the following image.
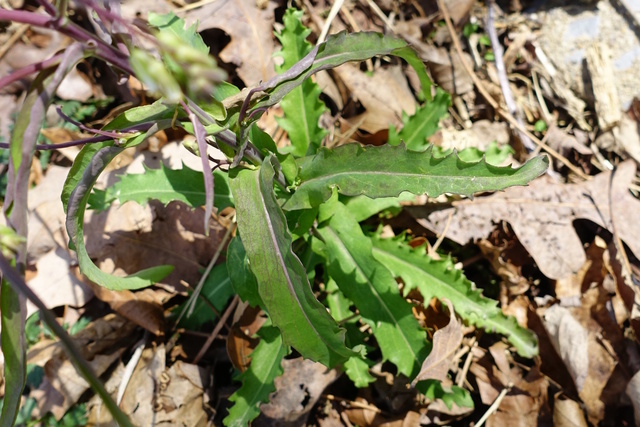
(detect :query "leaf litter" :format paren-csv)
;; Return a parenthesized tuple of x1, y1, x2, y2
(3, 0, 640, 425)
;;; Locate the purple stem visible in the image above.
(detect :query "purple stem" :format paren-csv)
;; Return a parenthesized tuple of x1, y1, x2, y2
(36, 0, 58, 16)
(55, 106, 134, 139)
(181, 101, 214, 235)
(0, 53, 64, 91)
(0, 8, 133, 75)
(0, 135, 109, 150)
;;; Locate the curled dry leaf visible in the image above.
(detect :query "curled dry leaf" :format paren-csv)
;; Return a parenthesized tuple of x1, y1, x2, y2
(410, 161, 640, 280)
(411, 299, 462, 387)
(226, 302, 266, 371)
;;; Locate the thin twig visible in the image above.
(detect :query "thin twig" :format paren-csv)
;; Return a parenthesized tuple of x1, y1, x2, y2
(317, 0, 345, 44)
(436, 0, 589, 180)
(362, 0, 396, 32)
(485, 0, 535, 152)
(476, 382, 512, 427)
(116, 334, 147, 405)
(456, 337, 476, 387)
(0, 23, 29, 62)
(193, 295, 239, 364)
(186, 217, 236, 317)
(431, 210, 453, 253)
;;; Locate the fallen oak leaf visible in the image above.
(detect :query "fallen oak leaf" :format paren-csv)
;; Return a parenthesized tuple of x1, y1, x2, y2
(409, 161, 640, 280)
(411, 299, 462, 387)
(186, 0, 277, 86)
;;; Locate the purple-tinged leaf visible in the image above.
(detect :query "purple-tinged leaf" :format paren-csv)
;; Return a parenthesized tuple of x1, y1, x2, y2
(230, 156, 360, 367)
(1, 44, 85, 426)
(187, 111, 214, 234)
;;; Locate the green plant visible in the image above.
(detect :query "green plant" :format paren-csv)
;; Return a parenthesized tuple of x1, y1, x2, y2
(0, 4, 548, 426)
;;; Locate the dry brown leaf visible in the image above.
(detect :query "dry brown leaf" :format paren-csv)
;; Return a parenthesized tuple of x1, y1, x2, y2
(89, 345, 210, 426)
(626, 370, 640, 426)
(333, 63, 416, 134)
(31, 314, 137, 420)
(226, 302, 265, 371)
(258, 358, 338, 425)
(344, 404, 422, 427)
(188, 0, 277, 86)
(26, 165, 72, 259)
(436, 120, 510, 153)
(155, 361, 211, 426)
(542, 304, 616, 424)
(120, 345, 165, 425)
(470, 344, 550, 427)
(411, 300, 462, 386)
(27, 248, 93, 316)
(86, 282, 167, 336)
(410, 161, 640, 280)
(553, 397, 589, 427)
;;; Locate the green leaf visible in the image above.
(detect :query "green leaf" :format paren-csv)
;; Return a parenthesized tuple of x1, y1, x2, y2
(65, 143, 174, 290)
(250, 31, 433, 116)
(0, 279, 26, 426)
(147, 12, 209, 55)
(274, 8, 327, 156)
(178, 263, 235, 329)
(388, 89, 450, 151)
(315, 201, 429, 377)
(432, 141, 514, 165)
(344, 357, 376, 388)
(87, 164, 233, 212)
(341, 193, 415, 223)
(284, 144, 549, 211)
(224, 325, 288, 427)
(416, 380, 474, 409)
(101, 100, 178, 132)
(226, 236, 263, 308)
(229, 157, 359, 366)
(370, 235, 538, 357)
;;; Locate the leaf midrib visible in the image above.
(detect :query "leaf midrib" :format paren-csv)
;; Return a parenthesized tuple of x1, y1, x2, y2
(254, 168, 336, 353)
(324, 226, 420, 367)
(371, 245, 536, 355)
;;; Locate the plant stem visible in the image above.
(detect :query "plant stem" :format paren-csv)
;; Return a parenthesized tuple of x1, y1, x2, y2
(0, 9, 133, 74)
(0, 255, 134, 427)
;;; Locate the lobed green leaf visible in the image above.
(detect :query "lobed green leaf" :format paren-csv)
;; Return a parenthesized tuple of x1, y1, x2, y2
(88, 164, 232, 212)
(388, 89, 450, 151)
(229, 157, 359, 366)
(344, 357, 376, 388)
(274, 8, 328, 156)
(315, 200, 429, 378)
(370, 235, 538, 357)
(284, 144, 549, 211)
(224, 325, 288, 427)
(147, 12, 209, 55)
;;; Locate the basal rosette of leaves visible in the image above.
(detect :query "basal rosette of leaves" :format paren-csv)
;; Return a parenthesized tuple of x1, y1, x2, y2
(0, 5, 548, 426)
